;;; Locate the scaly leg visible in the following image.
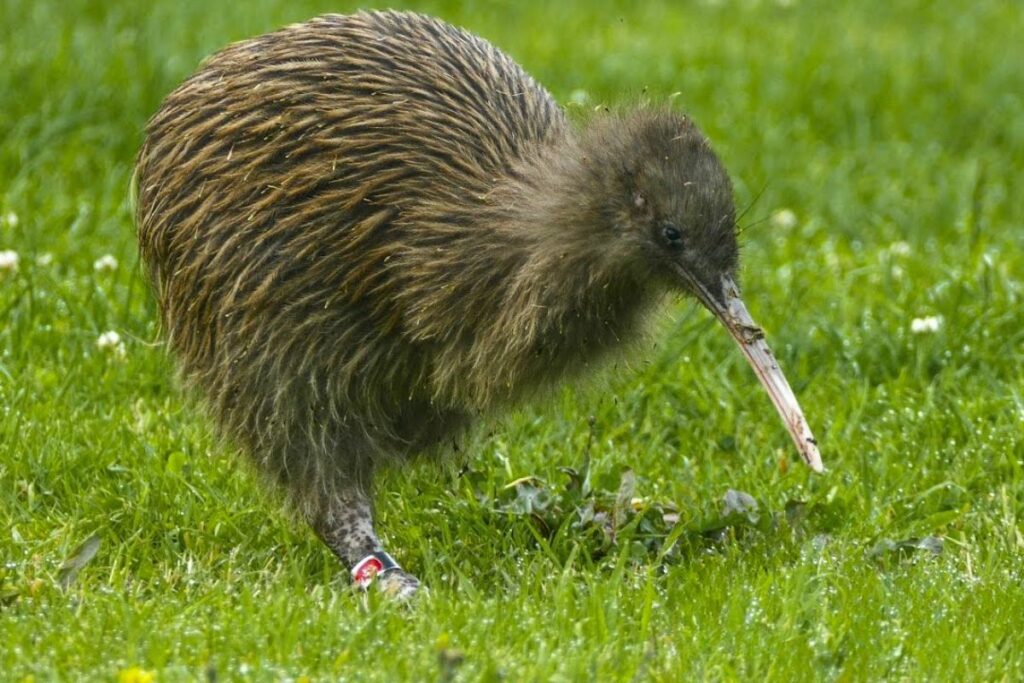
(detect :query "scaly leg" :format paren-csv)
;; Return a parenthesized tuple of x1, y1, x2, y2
(311, 482, 421, 599)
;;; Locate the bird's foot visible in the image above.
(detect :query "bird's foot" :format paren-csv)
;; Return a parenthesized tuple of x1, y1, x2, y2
(376, 568, 421, 600)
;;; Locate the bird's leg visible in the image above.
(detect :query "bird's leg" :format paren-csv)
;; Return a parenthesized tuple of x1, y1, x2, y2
(311, 483, 421, 599)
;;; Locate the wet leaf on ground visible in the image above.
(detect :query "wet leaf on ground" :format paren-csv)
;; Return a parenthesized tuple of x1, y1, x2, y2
(57, 534, 101, 589)
(868, 535, 944, 563)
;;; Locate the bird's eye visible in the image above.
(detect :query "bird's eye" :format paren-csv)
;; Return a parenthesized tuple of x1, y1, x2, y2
(662, 223, 684, 249)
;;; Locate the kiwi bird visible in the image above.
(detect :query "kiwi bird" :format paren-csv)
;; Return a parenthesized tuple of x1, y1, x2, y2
(135, 10, 822, 598)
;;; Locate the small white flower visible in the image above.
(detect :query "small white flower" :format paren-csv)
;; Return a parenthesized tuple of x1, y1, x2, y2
(770, 208, 798, 230)
(36, 252, 53, 266)
(96, 330, 121, 348)
(889, 241, 912, 256)
(0, 249, 18, 271)
(94, 254, 118, 272)
(568, 89, 590, 105)
(97, 330, 127, 357)
(3, 211, 17, 228)
(910, 316, 942, 334)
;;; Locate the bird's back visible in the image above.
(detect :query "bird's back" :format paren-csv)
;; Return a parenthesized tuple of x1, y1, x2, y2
(137, 10, 565, 295)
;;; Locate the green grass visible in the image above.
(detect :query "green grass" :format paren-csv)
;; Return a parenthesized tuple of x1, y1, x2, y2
(2, 0, 1023, 680)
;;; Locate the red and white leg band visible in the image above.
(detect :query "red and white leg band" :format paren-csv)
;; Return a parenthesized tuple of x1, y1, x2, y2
(351, 550, 401, 589)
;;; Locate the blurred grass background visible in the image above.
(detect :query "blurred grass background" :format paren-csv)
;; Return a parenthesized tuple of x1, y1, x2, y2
(1, 0, 1022, 680)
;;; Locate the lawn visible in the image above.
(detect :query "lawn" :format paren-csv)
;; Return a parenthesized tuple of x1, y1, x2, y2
(1, 0, 1023, 680)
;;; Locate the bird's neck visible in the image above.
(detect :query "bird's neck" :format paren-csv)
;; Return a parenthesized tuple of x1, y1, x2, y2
(423, 141, 659, 409)
(493, 137, 656, 320)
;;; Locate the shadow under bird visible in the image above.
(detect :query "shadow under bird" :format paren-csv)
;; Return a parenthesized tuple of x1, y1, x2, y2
(135, 10, 823, 598)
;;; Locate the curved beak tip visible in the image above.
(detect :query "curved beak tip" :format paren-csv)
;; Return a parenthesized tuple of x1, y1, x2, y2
(806, 446, 825, 474)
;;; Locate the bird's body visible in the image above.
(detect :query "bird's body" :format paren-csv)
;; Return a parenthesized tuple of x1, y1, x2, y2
(137, 10, 821, 597)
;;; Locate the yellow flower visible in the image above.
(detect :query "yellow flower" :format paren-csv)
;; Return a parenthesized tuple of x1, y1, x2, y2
(117, 667, 155, 683)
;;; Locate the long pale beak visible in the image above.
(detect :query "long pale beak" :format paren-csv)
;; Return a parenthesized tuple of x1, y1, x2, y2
(677, 270, 824, 473)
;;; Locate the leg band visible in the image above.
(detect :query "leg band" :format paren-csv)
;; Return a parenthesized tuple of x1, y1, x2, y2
(351, 550, 401, 589)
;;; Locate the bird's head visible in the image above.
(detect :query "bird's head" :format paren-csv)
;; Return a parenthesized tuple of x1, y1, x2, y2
(575, 110, 823, 472)
(578, 111, 737, 301)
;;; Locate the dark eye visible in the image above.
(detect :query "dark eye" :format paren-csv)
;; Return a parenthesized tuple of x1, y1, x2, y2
(662, 223, 684, 249)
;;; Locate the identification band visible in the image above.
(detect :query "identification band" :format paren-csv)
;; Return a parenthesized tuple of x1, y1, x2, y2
(351, 550, 401, 589)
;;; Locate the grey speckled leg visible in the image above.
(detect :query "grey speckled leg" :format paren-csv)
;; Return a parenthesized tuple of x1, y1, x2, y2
(311, 483, 421, 600)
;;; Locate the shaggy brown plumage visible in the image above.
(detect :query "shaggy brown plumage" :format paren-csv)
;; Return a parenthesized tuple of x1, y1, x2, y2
(136, 10, 818, 597)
